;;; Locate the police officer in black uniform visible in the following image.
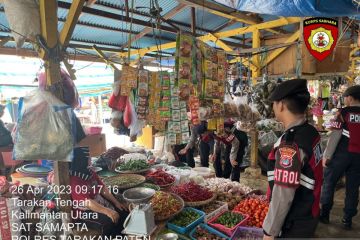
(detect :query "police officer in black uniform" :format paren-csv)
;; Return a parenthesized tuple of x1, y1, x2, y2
(263, 79, 323, 239)
(320, 85, 360, 229)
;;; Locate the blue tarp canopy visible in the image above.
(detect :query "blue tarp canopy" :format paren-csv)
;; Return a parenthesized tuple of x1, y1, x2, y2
(213, 0, 360, 17)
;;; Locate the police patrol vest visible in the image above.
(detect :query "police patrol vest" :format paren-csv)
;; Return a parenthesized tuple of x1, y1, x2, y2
(267, 122, 323, 221)
(339, 106, 360, 153)
(226, 127, 248, 154)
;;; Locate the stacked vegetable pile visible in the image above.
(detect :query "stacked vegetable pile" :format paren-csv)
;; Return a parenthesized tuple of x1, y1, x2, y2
(99, 147, 129, 170)
(216, 192, 242, 210)
(170, 182, 213, 203)
(169, 208, 201, 227)
(116, 159, 149, 172)
(150, 191, 183, 221)
(205, 178, 253, 195)
(233, 198, 269, 228)
(146, 169, 175, 187)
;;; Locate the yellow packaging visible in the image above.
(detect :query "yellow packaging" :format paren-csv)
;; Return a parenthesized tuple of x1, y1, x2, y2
(207, 119, 217, 130)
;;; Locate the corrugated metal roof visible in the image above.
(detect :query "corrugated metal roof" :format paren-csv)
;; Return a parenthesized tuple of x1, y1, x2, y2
(0, 0, 301, 62)
(171, 7, 229, 31)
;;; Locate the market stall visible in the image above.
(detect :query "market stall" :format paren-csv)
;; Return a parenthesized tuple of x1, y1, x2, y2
(0, 0, 359, 239)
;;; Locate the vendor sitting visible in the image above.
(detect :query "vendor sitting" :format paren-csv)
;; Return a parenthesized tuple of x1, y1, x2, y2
(0, 104, 13, 147)
(70, 147, 128, 237)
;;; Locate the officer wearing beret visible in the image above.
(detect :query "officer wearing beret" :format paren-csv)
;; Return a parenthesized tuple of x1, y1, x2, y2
(320, 85, 360, 229)
(263, 79, 323, 239)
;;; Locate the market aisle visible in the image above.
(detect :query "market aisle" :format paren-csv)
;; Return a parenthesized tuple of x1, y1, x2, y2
(315, 188, 360, 238)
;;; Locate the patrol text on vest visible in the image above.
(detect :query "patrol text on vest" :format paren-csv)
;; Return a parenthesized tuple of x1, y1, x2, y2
(349, 114, 360, 123)
(274, 169, 300, 185)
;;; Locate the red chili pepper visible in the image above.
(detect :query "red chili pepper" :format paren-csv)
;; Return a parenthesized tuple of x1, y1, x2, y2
(146, 169, 175, 186)
(170, 182, 213, 202)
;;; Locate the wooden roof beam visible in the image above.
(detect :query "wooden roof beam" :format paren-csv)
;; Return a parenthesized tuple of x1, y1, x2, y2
(177, 0, 261, 24)
(176, 0, 283, 34)
(120, 3, 187, 50)
(213, 19, 237, 32)
(120, 17, 300, 57)
(93, 45, 119, 70)
(58, 17, 177, 42)
(58, 1, 178, 34)
(81, 1, 245, 42)
(59, 0, 86, 47)
(265, 30, 300, 66)
(211, 17, 301, 39)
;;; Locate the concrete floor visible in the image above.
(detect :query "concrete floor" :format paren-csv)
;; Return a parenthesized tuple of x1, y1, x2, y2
(315, 187, 360, 238)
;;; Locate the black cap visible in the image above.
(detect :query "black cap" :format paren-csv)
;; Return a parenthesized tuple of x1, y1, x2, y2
(269, 79, 309, 101)
(343, 85, 360, 97)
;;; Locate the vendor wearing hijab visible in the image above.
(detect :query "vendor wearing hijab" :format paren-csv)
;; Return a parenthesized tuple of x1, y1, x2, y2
(0, 104, 13, 147)
(70, 147, 128, 237)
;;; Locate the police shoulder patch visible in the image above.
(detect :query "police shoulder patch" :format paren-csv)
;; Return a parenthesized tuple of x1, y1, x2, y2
(278, 147, 296, 168)
(274, 144, 301, 188)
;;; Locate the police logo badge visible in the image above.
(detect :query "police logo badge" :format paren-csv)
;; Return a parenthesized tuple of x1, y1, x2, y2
(278, 147, 297, 168)
(304, 18, 338, 61)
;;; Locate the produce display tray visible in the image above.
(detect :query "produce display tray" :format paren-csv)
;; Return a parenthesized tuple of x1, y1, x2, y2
(203, 201, 228, 223)
(167, 207, 205, 235)
(208, 211, 249, 237)
(189, 223, 230, 240)
(231, 226, 264, 240)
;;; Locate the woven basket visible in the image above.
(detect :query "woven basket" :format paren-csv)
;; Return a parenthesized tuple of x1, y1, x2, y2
(103, 174, 145, 190)
(158, 180, 176, 190)
(153, 193, 184, 222)
(185, 193, 217, 207)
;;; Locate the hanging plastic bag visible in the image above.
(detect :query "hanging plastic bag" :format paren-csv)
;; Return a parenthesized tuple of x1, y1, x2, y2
(1, 0, 40, 48)
(129, 113, 145, 139)
(123, 98, 133, 128)
(13, 90, 74, 161)
(38, 69, 79, 108)
(108, 94, 128, 111)
(61, 69, 79, 108)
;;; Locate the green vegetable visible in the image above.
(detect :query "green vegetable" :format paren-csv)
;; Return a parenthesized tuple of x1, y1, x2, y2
(117, 160, 149, 171)
(215, 212, 244, 228)
(103, 175, 144, 187)
(169, 209, 201, 227)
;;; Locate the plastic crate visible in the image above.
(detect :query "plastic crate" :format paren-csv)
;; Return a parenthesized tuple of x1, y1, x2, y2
(231, 226, 264, 240)
(208, 211, 249, 237)
(167, 207, 205, 235)
(202, 201, 228, 223)
(189, 224, 230, 240)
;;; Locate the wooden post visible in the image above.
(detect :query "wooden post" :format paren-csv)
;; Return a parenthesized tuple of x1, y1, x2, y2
(191, 7, 196, 35)
(250, 130, 258, 168)
(39, 0, 71, 214)
(252, 28, 260, 83)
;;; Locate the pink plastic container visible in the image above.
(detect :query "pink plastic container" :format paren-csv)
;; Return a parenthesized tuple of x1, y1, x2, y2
(86, 126, 103, 135)
(208, 211, 249, 237)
